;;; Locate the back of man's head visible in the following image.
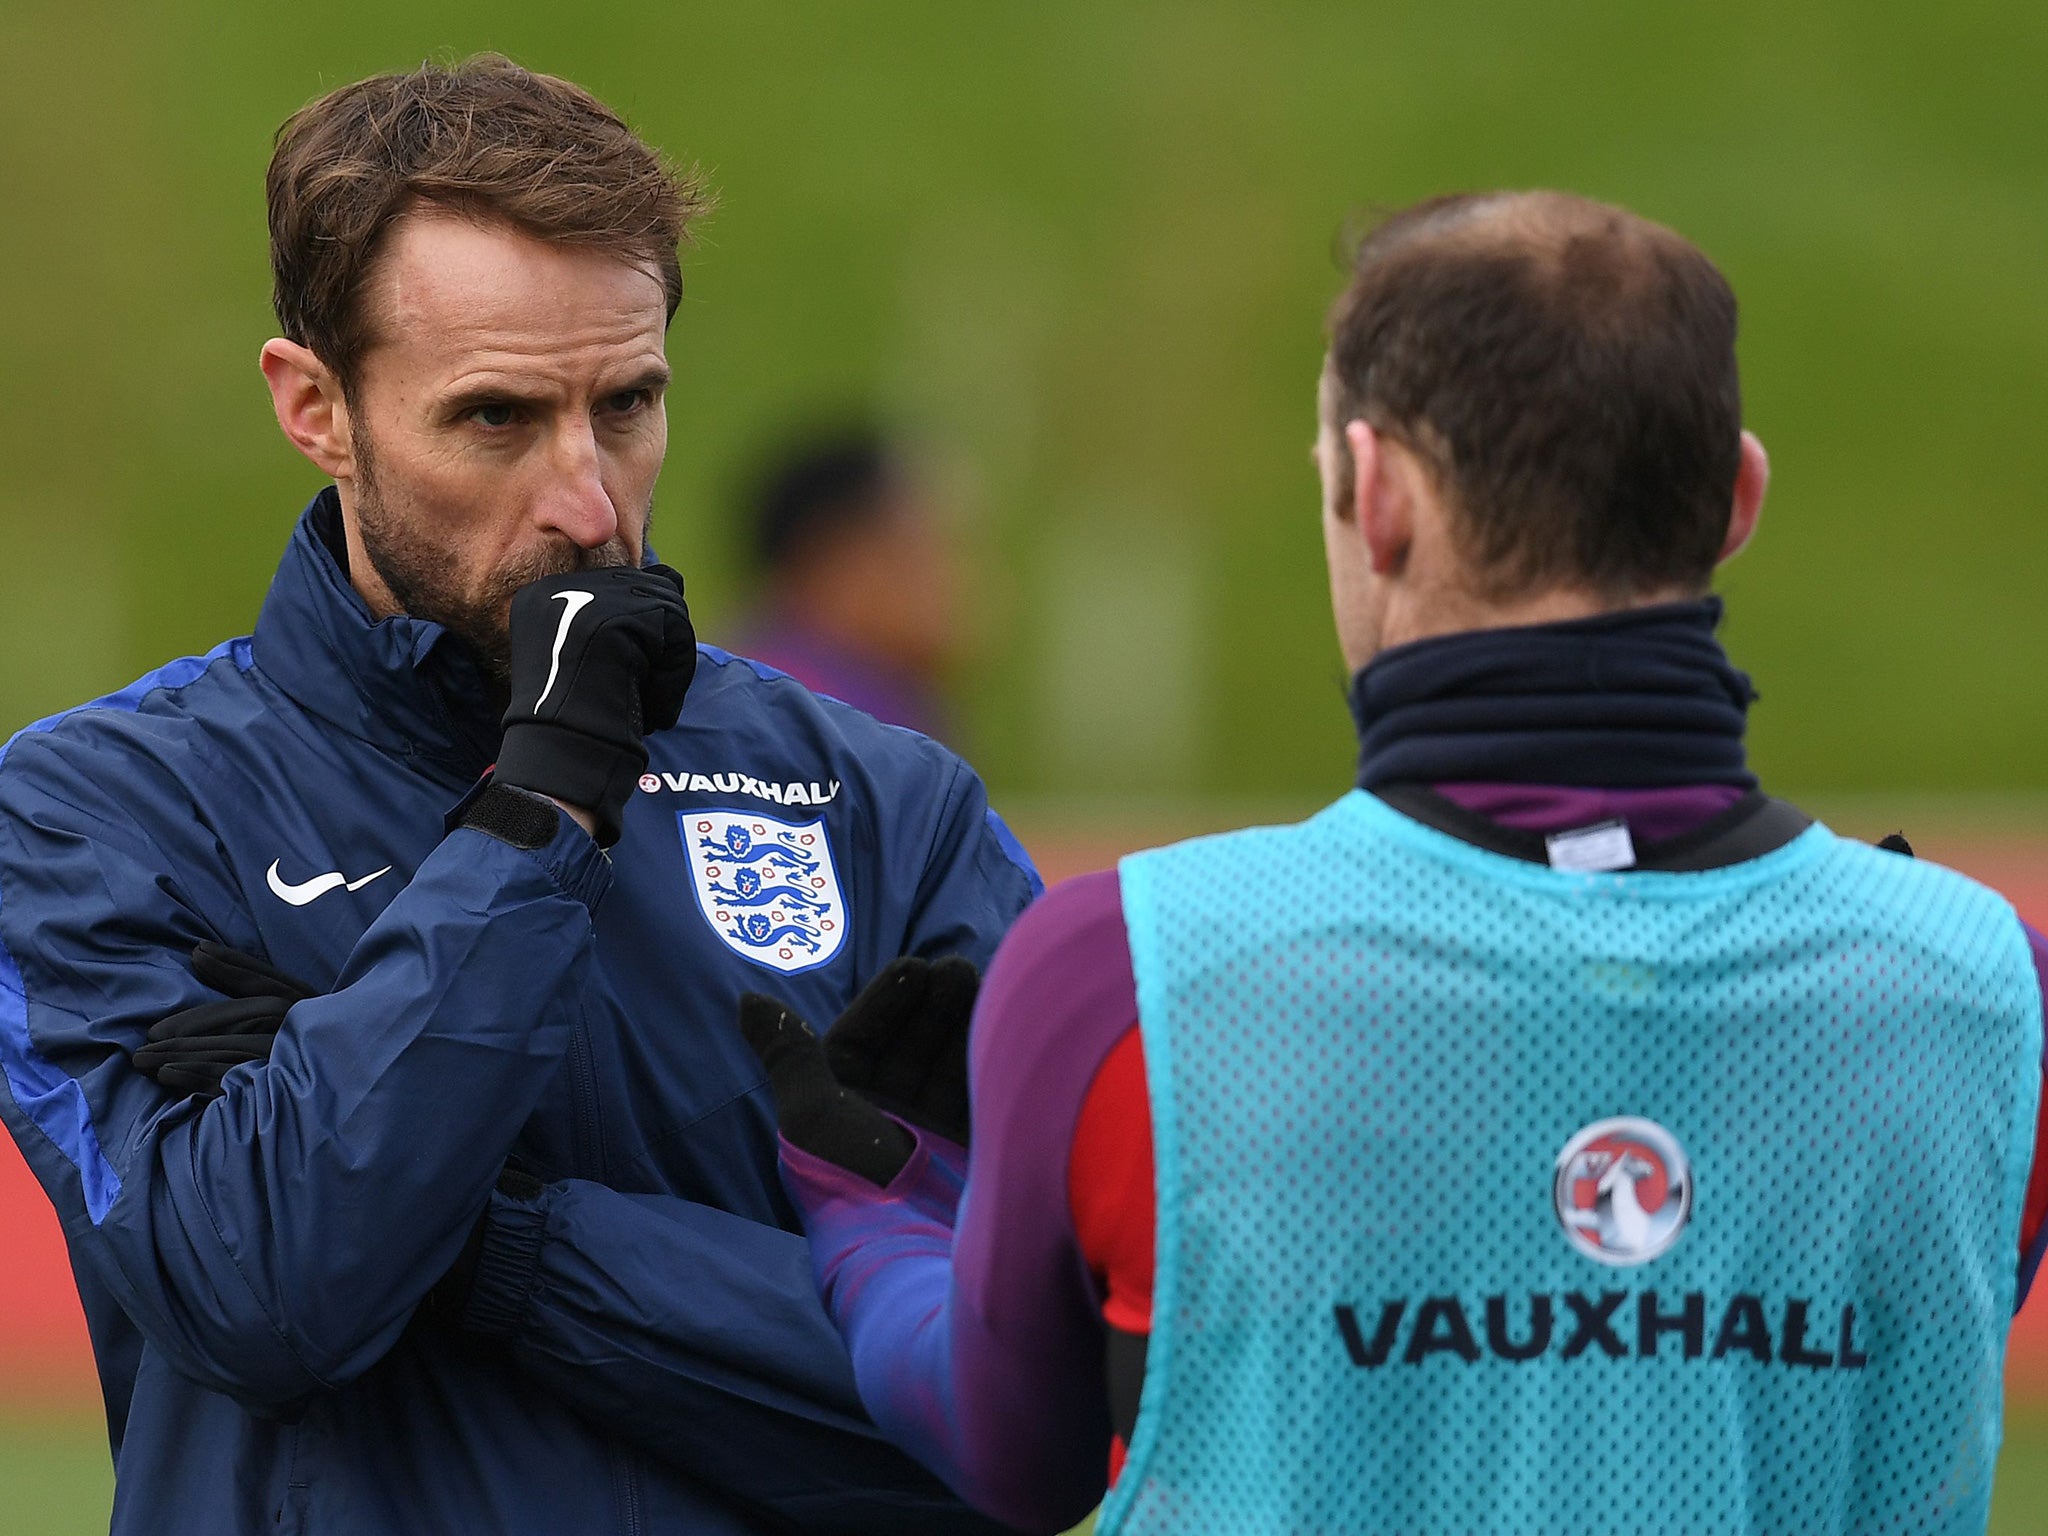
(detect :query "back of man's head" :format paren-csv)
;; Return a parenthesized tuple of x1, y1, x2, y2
(1325, 191, 1741, 602)
(747, 430, 903, 581)
(267, 54, 709, 399)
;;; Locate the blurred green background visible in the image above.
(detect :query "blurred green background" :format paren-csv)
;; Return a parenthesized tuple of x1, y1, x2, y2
(6, 1, 2048, 1529)
(4, 0, 2047, 809)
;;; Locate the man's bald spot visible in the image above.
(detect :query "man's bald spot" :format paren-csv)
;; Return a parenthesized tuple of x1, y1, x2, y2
(1353, 190, 1705, 314)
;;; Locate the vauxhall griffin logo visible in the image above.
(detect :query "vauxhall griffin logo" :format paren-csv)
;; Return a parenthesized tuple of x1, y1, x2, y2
(1554, 1116, 1692, 1265)
(1332, 1115, 1868, 1371)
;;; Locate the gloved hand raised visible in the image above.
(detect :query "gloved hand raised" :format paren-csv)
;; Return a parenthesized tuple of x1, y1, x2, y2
(131, 942, 315, 1100)
(493, 564, 697, 846)
(739, 956, 979, 1188)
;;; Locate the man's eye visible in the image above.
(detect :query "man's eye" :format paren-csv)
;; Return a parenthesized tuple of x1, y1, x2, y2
(470, 403, 518, 428)
(602, 389, 650, 414)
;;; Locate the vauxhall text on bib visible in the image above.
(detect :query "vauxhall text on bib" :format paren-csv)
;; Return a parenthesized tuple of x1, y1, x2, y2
(1102, 791, 2042, 1536)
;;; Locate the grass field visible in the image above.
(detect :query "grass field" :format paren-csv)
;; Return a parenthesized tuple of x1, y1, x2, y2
(3, 1415, 109, 1534)
(6, 1408, 2044, 1533)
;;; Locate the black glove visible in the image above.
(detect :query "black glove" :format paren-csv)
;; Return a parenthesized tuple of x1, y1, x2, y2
(492, 564, 697, 846)
(739, 956, 980, 1187)
(132, 943, 316, 1100)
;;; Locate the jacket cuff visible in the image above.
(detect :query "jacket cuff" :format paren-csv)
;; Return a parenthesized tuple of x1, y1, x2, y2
(458, 1183, 551, 1339)
(447, 789, 612, 912)
(492, 722, 642, 848)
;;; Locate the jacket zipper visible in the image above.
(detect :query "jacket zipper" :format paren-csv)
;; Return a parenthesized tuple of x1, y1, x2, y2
(567, 1025, 605, 1182)
(610, 1439, 645, 1536)
(567, 1019, 642, 1535)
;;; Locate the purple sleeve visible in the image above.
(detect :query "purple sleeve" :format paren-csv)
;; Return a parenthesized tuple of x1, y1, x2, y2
(776, 1132, 971, 1475)
(776, 870, 1137, 1534)
(2017, 921, 2048, 1311)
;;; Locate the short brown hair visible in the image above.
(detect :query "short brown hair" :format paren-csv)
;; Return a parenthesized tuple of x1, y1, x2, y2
(1325, 191, 1742, 599)
(268, 54, 710, 393)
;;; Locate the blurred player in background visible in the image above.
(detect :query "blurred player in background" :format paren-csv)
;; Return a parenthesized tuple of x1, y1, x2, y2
(743, 191, 2048, 1534)
(729, 427, 963, 740)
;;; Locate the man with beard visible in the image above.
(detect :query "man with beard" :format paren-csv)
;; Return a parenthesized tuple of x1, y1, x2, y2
(0, 56, 1037, 1536)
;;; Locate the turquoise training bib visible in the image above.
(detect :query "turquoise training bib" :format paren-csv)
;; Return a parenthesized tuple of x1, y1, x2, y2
(1102, 791, 2042, 1536)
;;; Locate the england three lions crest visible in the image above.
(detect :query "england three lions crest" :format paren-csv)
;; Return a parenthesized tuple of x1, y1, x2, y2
(681, 810, 848, 974)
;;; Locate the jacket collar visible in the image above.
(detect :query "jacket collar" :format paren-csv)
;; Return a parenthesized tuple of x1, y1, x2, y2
(252, 489, 502, 781)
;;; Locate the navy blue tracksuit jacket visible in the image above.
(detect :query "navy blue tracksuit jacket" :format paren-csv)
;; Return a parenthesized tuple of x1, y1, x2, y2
(0, 491, 1041, 1535)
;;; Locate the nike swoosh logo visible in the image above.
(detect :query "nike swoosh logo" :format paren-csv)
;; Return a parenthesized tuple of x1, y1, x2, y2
(266, 860, 394, 907)
(537, 590, 596, 713)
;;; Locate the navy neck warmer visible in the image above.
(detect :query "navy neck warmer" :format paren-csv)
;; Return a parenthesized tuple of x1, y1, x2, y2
(1349, 598, 1757, 790)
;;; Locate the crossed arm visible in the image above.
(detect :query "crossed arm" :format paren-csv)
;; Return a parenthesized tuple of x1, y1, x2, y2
(0, 759, 609, 1409)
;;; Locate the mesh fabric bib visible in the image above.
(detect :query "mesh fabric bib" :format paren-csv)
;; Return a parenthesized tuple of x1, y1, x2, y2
(1102, 791, 2041, 1536)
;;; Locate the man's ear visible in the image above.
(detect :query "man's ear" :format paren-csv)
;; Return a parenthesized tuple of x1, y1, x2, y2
(260, 339, 354, 481)
(1345, 419, 1413, 578)
(1718, 430, 1768, 565)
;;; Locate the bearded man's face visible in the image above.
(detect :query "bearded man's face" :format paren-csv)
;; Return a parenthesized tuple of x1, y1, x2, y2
(350, 425, 634, 684)
(330, 212, 671, 683)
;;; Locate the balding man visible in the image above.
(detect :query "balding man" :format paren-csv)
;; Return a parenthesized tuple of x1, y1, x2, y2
(739, 191, 2048, 1534)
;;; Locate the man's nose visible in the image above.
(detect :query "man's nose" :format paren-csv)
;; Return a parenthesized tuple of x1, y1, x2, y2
(536, 422, 620, 550)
